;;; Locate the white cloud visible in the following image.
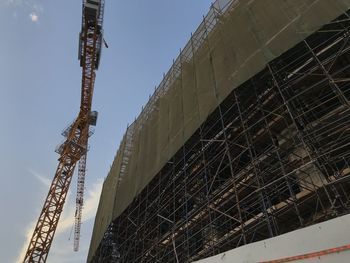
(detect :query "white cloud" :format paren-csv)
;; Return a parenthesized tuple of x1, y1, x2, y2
(5, 0, 35, 7)
(57, 179, 103, 234)
(4, 0, 43, 22)
(29, 12, 38, 22)
(15, 178, 103, 263)
(15, 220, 37, 263)
(14, 169, 51, 262)
(28, 168, 51, 186)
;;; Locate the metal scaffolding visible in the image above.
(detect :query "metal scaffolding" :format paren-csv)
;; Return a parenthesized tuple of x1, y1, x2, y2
(90, 10, 350, 263)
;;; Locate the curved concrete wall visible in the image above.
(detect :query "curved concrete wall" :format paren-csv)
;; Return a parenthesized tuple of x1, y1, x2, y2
(195, 214, 350, 263)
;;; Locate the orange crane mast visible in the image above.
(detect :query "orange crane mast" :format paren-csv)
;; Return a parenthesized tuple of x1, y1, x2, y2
(23, 0, 105, 262)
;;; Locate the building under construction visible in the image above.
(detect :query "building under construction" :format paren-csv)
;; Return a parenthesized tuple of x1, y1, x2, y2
(88, 0, 350, 262)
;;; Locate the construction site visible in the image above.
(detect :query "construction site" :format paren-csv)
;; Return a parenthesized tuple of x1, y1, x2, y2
(87, 0, 350, 262)
(21, 0, 350, 262)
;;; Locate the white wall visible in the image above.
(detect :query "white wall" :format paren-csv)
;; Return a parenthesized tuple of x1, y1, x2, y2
(195, 214, 350, 263)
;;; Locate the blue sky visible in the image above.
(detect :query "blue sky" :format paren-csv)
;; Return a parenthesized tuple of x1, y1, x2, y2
(0, 0, 212, 262)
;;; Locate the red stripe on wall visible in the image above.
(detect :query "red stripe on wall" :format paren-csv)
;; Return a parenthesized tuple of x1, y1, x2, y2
(259, 244, 350, 263)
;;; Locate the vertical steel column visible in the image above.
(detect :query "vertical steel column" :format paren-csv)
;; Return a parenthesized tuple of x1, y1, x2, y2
(267, 63, 335, 210)
(252, 81, 304, 228)
(202, 10, 248, 245)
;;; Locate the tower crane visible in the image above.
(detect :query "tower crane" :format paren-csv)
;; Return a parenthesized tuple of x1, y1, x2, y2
(23, 0, 105, 262)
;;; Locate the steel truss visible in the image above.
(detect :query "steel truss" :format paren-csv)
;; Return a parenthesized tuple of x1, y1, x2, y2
(91, 11, 350, 263)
